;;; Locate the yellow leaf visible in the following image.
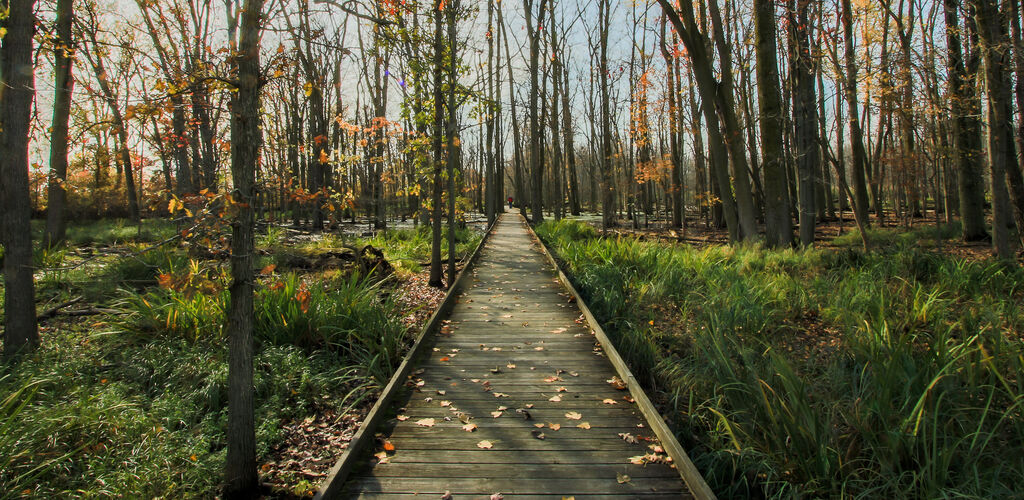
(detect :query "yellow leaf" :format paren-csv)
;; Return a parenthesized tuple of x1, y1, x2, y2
(576, 421, 591, 429)
(565, 411, 582, 420)
(303, 82, 313, 97)
(476, 440, 493, 449)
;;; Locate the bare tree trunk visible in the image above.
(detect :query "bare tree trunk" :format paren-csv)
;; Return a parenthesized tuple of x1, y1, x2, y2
(841, 0, 872, 226)
(526, 0, 548, 223)
(223, 0, 263, 494)
(944, 0, 988, 241)
(45, 0, 75, 248)
(429, 0, 445, 288)
(1, 0, 40, 356)
(755, 0, 793, 247)
(972, 0, 1021, 256)
(789, 0, 820, 246)
(446, 0, 460, 286)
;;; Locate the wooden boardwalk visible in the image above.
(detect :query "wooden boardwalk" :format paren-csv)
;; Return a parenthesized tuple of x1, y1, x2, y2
(326, 213, 698, 498)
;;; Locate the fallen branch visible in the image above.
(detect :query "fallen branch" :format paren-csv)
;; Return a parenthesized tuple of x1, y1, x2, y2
(38, 296, 85, 320)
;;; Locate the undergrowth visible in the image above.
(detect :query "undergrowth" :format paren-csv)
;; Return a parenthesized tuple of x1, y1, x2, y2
(0, 224, 475, 497)
(536, 218, 1024, 499)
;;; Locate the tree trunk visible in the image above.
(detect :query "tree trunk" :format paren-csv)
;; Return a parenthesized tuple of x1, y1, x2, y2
(972, 0, 1021, 256)
(842, 0, 872, 226)
(45, 0, 75, 248)
(755, 0, 793, 247)
(944, 0, 988, 241)
(789, 0, 819, 246)
(223, 0, 263, 495)
(429, 0, 445, 288)
(1, 0, 40, 356)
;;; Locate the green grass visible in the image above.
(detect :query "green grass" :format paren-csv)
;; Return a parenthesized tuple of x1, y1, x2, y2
(536, 218, 1024, 499)
(30, 218, 178, 248)
(1, 223, 455, 497)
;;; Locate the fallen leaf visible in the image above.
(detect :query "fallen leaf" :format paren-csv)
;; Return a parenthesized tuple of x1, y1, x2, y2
(493, 392, 509, 398)
(491, 411, 503, 418)
(534, 423, 546, 428)
(651, 444, 665, 453)
(463, 423, 478, 432)
(557, 386, 567, 392)
(544, 376, 563, 383)
(525, 403, 535, 408)
(607, 376, 628, 390)
(490, 494, 504, 500)
(576, 422, 591, 429)
(497, 405, 508, 411)
(623, 395, 635, 403)
(531, 430, 546, 440)
(548, 395, 562, 402)
(618, 432, 639, 443)
(603, 398, 617, 405)
(440, 400, 451, 407)
(617, 472, 631, 484)
(477, 440, 493, 449)
(565, 411, 582, 420)
(441, 491, 453, 500)
(440, 356, 450, 362)
(396, 415, 409, 421)
(550, 327, 567, 334)
(374, 451, 390, 463)
(415, 418, 435, 427)
(507, 363, 516, 369)
(548, 423, 561, 430)
(437, 390, 447, 395)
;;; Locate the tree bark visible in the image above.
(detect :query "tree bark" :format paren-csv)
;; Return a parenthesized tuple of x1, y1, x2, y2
(223, 0, 263, 494)
(789, 0, 820, 246)
(1, 0, 41, 356)
(755, 0, 793, 247)
(944, 0, 989, 241)
(972, 0, 1021, 257)
(841, 0, 872, 226)
(45, 0, 75, 248)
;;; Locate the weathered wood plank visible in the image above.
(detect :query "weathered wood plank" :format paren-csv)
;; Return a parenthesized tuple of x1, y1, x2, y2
(341, 477, 686, 495)
(317, 214, 704, 499)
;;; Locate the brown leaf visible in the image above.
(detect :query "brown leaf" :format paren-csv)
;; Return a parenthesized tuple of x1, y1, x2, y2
(616, 472, 631, 484)
(603, 398, 617, 405)
(463, 423, 478, 432)
(565, 411, 582, 420)
(607, 376, 628, 390)
(548, 395, 562, 402)
(548, 423, 561, 430)
(415, 418, 435, 427)
(576, 422, 591, 429)
(477, 440, 493, 449)
(383, 441, 396, 452)
(531, 430, 546, 440)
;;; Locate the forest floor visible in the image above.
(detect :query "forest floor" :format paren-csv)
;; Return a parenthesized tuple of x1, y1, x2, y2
(535, 215, 1024, 498)
(1, 216, 485, 498)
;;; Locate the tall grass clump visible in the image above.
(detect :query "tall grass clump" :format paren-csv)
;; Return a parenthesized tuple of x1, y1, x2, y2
(2, 255, 411, 497)
(536, 219, 1024, 499)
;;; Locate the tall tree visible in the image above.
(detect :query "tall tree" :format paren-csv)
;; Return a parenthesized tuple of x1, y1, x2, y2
(526, 0, 548, 223)
(788, 0, 820, 246)
(44, 0, 76, 248)
(1, 0, 40, 356)
(943, 0, 988, 241)
(755, 0, 793, 247)
(841, 0, 872, 225)
(971, 0, 1021, 257)
(223, 0, 264, 494)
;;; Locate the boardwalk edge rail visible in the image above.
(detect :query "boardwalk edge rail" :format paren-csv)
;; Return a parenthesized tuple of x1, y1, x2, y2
(315, 216, 500, 499)
(527, 220, 718, 500)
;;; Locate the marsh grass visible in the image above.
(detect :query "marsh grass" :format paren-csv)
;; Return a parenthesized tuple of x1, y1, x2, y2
(537, 219, 1024, 499)
(0, 225, 462, 497)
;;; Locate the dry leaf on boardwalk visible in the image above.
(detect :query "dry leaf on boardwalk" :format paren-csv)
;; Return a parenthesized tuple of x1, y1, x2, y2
(477, 440, 493, 449)
(415, 418, 435, 427)
(565, 411, 582, 420)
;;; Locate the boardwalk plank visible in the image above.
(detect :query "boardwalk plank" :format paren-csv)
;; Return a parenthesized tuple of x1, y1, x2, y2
(324, 214, 697, 499)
